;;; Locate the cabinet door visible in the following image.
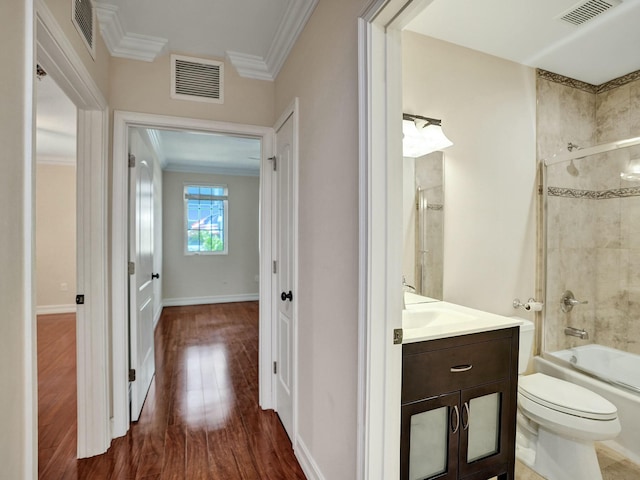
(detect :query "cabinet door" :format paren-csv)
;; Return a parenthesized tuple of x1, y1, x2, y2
(401, 392, 459, 480)
(459, 380, 511, 478)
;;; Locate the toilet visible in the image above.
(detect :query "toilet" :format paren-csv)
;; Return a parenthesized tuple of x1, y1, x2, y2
(516, 319, 621, 480)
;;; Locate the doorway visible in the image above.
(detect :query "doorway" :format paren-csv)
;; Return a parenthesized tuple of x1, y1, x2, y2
(112, 112, 276, 437)
(35, 69, 78, 476)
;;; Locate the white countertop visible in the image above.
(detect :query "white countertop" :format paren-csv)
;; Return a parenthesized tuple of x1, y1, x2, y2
(402, 300, 523, 344)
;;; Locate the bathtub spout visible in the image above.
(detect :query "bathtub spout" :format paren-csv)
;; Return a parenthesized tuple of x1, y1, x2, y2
(565, 326, 589, 339)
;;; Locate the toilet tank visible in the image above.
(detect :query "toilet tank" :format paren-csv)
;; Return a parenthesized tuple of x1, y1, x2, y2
(517, 318, 535, 374)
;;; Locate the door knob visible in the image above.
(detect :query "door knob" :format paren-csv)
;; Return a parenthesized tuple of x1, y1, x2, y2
(151, 273, 160, 279)
(281, 290, 293, 302)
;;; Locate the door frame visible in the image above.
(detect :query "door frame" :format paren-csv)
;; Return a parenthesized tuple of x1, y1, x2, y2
(272, 99, 300, 448)
(35, 0, 110, 460)
(357, 1, 435, 478)
(111, 111, 275, 437)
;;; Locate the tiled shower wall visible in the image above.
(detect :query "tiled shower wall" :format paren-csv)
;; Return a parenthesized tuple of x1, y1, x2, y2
(538, 70, 640, 355)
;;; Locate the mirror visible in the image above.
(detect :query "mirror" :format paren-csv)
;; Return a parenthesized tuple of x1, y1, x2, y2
(403, 151, 444, 302)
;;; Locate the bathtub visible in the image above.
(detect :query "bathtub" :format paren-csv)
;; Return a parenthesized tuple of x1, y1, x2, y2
(535, 347, 640, 465)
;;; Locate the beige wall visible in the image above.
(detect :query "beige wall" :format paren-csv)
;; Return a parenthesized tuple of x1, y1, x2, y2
(42, 0, 111, 98)
(162, 171, 259, 303)
(403, 32, 537, 316)
(274, 0, 368, 477)
(35, 164, 76, 310)
(109, 54, 275, 126)
(0, 0, 32, 477)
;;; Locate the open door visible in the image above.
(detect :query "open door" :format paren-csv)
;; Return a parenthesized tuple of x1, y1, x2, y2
(274, 108, 296, 440)
(129, 152, 156, 421)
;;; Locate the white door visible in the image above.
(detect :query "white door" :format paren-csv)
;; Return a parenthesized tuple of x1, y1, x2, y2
(275, 112, 295, 439)
(129, 153, 156, 421)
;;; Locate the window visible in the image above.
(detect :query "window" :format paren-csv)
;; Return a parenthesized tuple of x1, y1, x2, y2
(184, 184, 228, 254)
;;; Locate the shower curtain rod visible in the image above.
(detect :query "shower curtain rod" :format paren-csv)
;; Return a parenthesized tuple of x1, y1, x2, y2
(544, 135, 640, 166)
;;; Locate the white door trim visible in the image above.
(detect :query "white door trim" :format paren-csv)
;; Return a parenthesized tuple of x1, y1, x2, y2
(357, 1, 434, 478)
(272, 98, 300, 449)
(111, 111, 275, 437)
(35, 0, 110, 461)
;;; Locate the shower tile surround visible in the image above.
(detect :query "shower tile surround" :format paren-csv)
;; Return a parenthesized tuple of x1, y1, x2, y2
(538, 68, 640, 356)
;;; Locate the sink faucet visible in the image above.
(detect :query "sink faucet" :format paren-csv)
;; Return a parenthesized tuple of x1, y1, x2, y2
(402, 276, 416, 309)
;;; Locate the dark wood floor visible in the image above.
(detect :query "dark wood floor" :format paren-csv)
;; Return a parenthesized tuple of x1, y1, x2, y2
(37, 302, 305, 479)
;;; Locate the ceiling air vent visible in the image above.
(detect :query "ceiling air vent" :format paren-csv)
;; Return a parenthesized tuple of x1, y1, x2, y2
(171, 55, 224, 104)
(557, 0, 621, 26)
(72, 0, 96, 58)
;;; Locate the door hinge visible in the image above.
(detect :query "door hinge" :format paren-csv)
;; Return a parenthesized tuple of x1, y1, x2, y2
(75, 294, 85, 305)
(273, 361, 277, 374)
(128, 153, 136, 168)
(268, 156, 277, 171)
(129, 369, 136, 382)
(128, 261, 135, 275)
(272, 260, 277, 274)
(393, 328, 403, 345)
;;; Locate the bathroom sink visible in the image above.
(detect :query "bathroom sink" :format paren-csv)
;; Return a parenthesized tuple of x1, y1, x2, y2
(402, 301, 523, 343)
(402, 307, 476, 330)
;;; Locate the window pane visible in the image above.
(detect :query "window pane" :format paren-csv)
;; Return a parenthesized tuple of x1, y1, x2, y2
(184, 185, 227, 254)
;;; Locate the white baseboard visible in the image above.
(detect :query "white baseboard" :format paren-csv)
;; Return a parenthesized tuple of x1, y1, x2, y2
(162, 293, 259, 307)
(36, 304, 77, 315)
(295, 436, 325, 480)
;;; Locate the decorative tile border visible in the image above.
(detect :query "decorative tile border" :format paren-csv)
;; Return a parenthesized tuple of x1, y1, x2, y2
(538, 68, 640, 95)
(548, 186, 640, 199)
(598, 70, 640, 94)
(427, 204, 443, 211)
(537, 69, 596, 94)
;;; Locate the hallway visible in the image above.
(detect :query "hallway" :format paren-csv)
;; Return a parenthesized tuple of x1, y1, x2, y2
(38, 302, 305, 479)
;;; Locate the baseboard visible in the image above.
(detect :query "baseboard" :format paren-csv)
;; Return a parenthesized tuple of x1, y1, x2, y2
(36, 304, 77, 315)
(295, 436, 325, 480)
(162, 293, 259, 307)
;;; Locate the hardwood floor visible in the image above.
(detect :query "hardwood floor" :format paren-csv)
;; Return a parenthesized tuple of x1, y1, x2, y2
(37, 302, 305, 479)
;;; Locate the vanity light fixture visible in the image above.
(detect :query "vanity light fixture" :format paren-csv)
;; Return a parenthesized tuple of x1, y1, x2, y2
(402, 113, 453, 158)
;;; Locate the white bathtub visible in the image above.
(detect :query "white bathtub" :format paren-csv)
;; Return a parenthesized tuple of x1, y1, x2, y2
(535, 348, 640, 465)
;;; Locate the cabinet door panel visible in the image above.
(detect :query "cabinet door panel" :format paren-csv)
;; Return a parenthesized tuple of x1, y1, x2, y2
(459, 380, 510, 478)
(401, 393, 459, 480)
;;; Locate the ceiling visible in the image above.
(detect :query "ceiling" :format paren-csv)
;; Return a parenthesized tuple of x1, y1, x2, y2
(38, 0, 640, 166)
(406, 0, 640, 85)
(94, 0, 318, 80)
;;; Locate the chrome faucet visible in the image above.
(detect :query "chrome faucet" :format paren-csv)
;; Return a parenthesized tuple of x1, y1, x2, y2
(565, 326, 589, 340)
(402, 276, 416, 309)
(560, 290, 588, 313)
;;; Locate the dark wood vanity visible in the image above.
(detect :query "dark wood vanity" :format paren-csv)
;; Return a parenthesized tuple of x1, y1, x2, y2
(401, 327, 520, 480)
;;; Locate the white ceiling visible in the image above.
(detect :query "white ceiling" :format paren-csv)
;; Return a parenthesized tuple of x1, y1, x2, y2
(406, 0, 640, 85)
(141, 128, 262, 176)
(38, 0, 640, 166)
(95, 0, 317, 80)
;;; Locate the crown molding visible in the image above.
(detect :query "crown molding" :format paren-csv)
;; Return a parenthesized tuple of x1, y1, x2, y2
(96, 4, 167, 62)
(225, 51, 273, 81)
(227, 0, 318, 81)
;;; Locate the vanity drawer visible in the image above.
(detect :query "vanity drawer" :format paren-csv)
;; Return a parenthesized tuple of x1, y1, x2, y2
(402, 336, 512, 404)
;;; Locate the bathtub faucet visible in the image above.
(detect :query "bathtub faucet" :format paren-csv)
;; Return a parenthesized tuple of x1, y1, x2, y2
(565, 326, 589, 340)
(561, 290, 588, 313)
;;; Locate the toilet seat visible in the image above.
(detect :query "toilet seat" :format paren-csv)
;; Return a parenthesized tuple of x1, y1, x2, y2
(518, 373, 617, 420)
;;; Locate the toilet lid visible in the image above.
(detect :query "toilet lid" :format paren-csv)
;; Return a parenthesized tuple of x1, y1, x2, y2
(519, 373, 618, 421)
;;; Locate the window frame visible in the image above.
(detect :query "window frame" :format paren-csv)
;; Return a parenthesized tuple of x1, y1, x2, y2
(183, 183, 229, 256)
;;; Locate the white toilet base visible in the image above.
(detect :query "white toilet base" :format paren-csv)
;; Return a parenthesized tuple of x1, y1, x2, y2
(533, 427, 603, 480)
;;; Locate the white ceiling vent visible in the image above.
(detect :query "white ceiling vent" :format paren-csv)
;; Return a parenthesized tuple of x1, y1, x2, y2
(72, 0, 96, 59)
(557, 0, 621, 26)
(171, 55, 224, 104)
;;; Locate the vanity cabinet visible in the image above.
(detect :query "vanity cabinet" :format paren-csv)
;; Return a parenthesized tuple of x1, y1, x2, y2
(401, 327, 519, 480)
